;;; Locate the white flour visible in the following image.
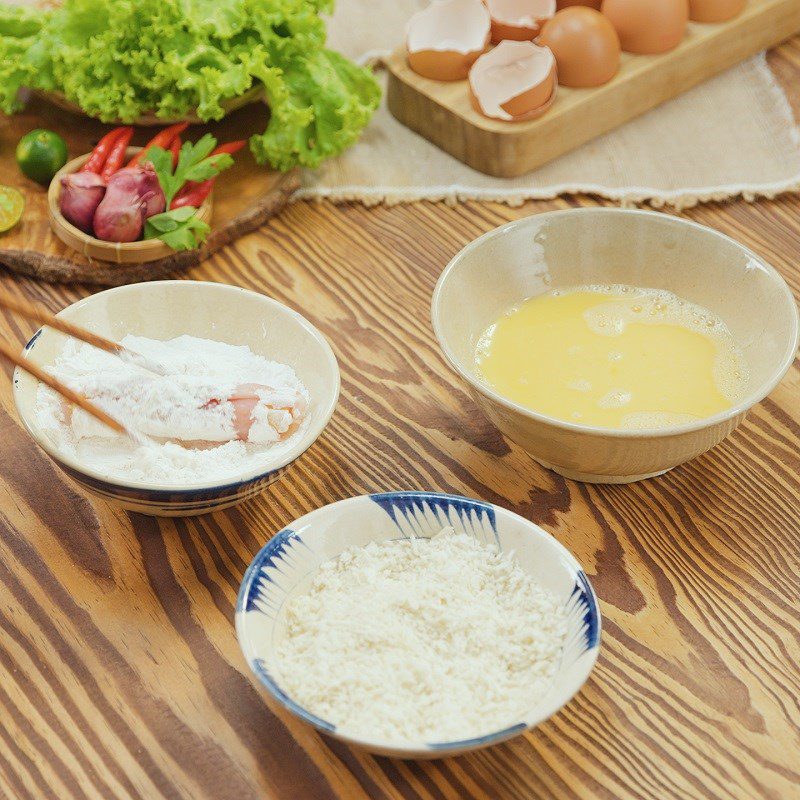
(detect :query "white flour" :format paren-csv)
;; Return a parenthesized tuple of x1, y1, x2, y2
(35, 335, 310, 485)
(274, 528, 566, 743)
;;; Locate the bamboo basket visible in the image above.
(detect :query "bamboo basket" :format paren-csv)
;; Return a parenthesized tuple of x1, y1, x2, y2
(48, 147, 213, 265)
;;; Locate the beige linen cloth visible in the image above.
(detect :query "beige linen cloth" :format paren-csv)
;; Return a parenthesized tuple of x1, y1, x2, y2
(305, 0, 800, 208)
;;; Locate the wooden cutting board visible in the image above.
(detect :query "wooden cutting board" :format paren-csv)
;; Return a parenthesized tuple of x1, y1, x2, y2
(0, 96, 298, 286)
(387, 0, 800, 178)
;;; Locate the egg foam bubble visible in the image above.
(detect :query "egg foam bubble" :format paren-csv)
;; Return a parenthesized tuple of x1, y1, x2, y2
(554, 285, 750, 405)
(474, 284, 751, 430)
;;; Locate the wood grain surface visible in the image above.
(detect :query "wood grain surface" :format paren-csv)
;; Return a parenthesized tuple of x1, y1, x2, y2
(0, 39, 797, 800)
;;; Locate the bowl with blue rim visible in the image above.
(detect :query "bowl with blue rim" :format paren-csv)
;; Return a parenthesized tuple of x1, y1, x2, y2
(236, 490, 601, 759)
(12, 280, 340, 516)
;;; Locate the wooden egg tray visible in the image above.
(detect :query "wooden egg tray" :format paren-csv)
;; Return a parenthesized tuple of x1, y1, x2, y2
(386, 0, 800, 177)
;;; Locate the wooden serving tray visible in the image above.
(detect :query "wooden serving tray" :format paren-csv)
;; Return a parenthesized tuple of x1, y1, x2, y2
(31, 86, 265, 127)
(386, 0, 800, 177)
(0, 96, 298, 286)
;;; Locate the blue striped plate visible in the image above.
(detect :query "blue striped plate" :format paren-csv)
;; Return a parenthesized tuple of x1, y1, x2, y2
(236, 491, 601, 759)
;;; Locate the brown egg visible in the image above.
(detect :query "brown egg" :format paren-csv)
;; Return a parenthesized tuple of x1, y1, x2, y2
(539, 8, 620, 87)
(469, 41, 557, 121)
(689, 0, 745, 22)
(557, 0, 602, 8)
(601, 0, 688, 54)
(406, 0, 491, 81)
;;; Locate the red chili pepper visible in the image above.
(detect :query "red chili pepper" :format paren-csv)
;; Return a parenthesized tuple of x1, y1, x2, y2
(127, 122, 189, 167)
(170, 137, 181, 169)
(169, 140, 245, 209)
(211, 140, 246, 156)
(170, 178, 213, 210)
(80, 127, 129, 174)
(99, 127, 134, 181)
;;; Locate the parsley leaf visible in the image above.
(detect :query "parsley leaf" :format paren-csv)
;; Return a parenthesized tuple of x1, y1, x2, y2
(144, 134, 233, 207)
(144, 206, 210, 252)
(140, 133, 232, 252)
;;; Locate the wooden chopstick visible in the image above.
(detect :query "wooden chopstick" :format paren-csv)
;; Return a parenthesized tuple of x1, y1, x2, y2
(0, 289, 156, 445)
(0, 337, 135, 437)
(0, 288, 165, 375)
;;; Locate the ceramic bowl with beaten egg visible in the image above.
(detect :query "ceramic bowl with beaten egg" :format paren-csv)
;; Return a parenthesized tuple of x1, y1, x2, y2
(432, 208, 799, 483)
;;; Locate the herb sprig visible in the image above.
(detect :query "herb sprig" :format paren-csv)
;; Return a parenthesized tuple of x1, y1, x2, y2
(143, 134, 233, 251)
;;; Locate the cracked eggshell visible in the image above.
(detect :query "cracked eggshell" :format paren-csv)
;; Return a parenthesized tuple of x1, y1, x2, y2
(601, 0, 688, 54)
(406, 0, 491, 81)
(689, 0, 745, 22)
(471, 81, 557, 120)
(469, 40, 557, 121)
(539, 7, 620, 87)
(485, 0, 557, 41)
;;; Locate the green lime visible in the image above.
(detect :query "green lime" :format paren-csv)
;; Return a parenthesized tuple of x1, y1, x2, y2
(0, 186, 24, 233)
(16, 129, 68, 186)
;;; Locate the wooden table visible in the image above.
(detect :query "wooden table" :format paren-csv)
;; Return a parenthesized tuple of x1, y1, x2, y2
(0, 41, 798, 800)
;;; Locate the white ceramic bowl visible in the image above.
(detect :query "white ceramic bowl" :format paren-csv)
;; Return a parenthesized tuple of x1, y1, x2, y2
(13, 281, 340, 516)
(432, 209, 799, 483)
(236, 491, 601, 759)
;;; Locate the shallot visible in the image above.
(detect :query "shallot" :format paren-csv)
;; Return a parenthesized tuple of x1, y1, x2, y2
(134, 163, 166, 218)
(92, 166, 165, 242)
(59, 171, 106, 233)
(93, 170, 147, 242)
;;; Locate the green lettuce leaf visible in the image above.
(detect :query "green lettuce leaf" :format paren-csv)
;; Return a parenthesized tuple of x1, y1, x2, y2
(249, 48, 380, 171)
(0, 0, 380, 170)
(0, 5, 43, 113)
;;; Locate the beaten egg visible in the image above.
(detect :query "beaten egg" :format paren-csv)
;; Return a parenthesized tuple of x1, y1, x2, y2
(474, 286, 749, 430)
